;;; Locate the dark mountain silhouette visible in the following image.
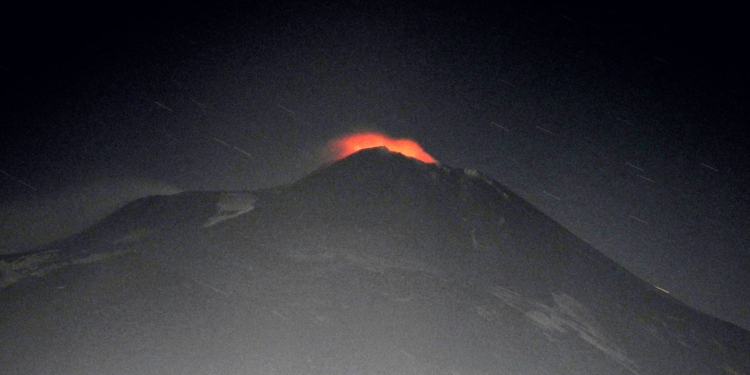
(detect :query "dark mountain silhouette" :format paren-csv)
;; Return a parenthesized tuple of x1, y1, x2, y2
(2, 147, 748, 374)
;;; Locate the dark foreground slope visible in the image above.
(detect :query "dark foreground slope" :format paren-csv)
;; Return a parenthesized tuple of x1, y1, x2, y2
(1, 147, 748, 375)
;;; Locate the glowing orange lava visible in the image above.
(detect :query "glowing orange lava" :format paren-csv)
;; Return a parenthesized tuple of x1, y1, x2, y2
(328, 132, 437, 163)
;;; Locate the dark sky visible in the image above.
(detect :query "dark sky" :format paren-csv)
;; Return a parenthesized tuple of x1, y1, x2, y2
(1, 1, 748, 329)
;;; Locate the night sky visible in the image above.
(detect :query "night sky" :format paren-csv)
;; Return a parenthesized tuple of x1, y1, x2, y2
(2, 2, 748, 330)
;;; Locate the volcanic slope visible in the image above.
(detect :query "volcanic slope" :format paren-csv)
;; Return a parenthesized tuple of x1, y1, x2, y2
(1, 147, 748, 375)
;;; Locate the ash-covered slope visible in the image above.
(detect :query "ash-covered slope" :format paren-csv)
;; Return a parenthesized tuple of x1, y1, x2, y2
(1, 147, 748, 375)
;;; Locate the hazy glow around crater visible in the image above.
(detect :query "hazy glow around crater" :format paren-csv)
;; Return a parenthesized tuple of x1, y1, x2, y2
(327, 132, 437, 163)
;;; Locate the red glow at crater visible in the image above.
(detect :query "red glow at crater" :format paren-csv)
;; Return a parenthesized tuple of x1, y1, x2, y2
(327, 132, 437, 163)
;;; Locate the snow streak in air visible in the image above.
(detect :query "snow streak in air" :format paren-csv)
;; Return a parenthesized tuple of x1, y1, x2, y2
(327, 132, 437, 164)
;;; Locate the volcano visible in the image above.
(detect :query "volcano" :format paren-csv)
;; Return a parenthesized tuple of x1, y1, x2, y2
(1, 147, 748, 374)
